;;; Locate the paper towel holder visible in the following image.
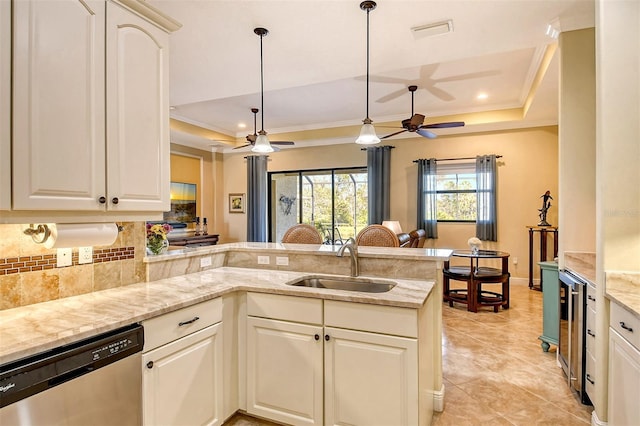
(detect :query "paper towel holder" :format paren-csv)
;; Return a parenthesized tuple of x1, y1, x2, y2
(24, 223, 125, 245)
(23, 224, 51, 244)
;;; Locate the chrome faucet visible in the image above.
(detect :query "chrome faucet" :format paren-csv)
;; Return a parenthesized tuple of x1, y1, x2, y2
(337, 238, 359, 277)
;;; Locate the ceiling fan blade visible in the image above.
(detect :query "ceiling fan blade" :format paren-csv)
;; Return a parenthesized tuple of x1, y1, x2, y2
(410, 114, 425, 127)
(427, 85, 455, 102)
(271, 141, 295, 146)
(376, 88, 409, 103)
(417, 129, 438, 139)
(233, 143, 252, 150)
(421, 121, 465, 129)
(380, 129, 408, 140)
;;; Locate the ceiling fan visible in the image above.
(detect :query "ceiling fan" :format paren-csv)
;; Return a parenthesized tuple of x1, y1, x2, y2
(233, 107, 295, 150)
(380, 85, 464, 140)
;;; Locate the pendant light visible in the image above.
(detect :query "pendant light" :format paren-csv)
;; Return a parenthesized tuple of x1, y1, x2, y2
(356, 1, 380, 145)
(252, 27, 274, 153)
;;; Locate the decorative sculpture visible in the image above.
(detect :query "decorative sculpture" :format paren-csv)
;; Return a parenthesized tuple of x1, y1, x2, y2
(538, 190, 553, 226)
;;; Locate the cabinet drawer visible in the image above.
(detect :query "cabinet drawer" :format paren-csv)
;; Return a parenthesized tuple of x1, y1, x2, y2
(610, 301, 640, 351)
(586, 306, 596, 354)
(324, 300, 417, 338)
(585, 349, 596, 401)
(247, 292, 323, 325)
(586, 283, 596, 310)
(142, 298, 222, 352)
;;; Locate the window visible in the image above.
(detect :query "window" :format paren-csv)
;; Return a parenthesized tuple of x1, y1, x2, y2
(269, 167, 368, 243)
(435, 162, 477, 222)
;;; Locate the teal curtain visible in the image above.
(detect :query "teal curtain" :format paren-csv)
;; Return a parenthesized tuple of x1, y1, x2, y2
(476, 154, 497, 241)
(367, 146, 393, 224)
(246, 155, 268, 242)
(417, 158, 438, 238)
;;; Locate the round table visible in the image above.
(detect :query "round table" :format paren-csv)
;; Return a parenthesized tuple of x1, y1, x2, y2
(443, 249, 511, 312)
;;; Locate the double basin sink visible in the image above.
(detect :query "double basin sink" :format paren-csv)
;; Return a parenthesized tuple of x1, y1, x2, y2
(287, 275, 396, 293)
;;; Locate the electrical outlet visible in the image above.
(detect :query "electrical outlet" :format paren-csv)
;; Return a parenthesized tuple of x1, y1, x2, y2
(257, 255, 270, 265)
(513, 257, 518, 265)
(56, 248, 72, 267)
(200, 256, 212, 268)
(78, 246, 93, 264)
(276, 256, 289, 266)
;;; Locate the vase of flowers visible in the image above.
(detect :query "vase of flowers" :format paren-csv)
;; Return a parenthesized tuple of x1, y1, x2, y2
(146, 223, 172, 255)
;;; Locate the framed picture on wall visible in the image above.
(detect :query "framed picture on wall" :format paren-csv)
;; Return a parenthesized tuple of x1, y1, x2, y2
(164, 182, 197, 223)
(229, 193, 245, 213)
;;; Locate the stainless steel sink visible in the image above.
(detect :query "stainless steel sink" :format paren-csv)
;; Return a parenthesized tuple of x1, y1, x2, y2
(287, 276, 396, 293)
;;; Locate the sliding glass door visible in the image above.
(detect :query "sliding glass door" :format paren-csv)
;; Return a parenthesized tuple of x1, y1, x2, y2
(269, 167, 368, 244)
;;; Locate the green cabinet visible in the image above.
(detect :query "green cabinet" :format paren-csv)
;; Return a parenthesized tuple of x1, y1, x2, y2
(538, 261, 559, 352)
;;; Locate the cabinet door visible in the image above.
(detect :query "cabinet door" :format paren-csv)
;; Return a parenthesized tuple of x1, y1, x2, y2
(324, 327, 418, 426)
(12, 0, 106, 210)
(608, 328, 640, 426)
(143, 323, 223, 426)
(246, 317, 323, 426)
(1, 0, 10, 210)
(106, 2, 170, 211)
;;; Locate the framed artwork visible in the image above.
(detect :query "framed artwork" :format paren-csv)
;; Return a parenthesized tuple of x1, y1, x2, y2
(229, 193, 245, 213)
(164, 182, 197, 223)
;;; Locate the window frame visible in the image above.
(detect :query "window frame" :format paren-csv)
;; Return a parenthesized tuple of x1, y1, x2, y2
(434, 162, 477, 223)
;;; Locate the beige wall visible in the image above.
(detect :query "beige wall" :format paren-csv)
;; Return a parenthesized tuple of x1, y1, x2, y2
(170, 144, 217, 232)
(220, 126, 558, 279)
(558, 28, 597, 263)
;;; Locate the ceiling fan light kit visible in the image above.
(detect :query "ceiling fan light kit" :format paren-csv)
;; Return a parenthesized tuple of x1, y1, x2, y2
(251, 27, 274, 153)
(355, 0, 381, 146)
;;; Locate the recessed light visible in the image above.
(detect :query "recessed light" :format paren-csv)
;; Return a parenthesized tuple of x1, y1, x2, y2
(476, 93, 488, 100)
(238, 122, 247, 129)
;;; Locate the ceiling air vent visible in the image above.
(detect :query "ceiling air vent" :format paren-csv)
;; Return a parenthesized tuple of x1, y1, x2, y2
(411, 19, 453, 39)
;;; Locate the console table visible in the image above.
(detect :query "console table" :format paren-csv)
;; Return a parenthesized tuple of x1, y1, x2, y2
(443, 250, 511, 313)
(526, 226, 558, 291)
(168, 234, 219, 247)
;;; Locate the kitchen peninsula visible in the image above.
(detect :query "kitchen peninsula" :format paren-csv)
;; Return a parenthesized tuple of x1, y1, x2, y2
(0, 243, 451, 426)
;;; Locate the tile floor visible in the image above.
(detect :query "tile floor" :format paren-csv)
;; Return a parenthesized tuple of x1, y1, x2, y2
(224, 283, 593, 425)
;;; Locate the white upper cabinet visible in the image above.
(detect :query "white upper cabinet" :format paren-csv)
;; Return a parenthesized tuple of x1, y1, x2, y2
(12, 0, 106, 211)
(5, 0, 178, 220)
(0, 0, 11, 210)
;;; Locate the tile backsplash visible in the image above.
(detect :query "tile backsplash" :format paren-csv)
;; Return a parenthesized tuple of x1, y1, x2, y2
(0, 222, 146, 310)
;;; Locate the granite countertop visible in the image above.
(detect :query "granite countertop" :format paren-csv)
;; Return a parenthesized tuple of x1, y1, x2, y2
(0, 267, 435, 365)
(564, 252, 596, 283)
(606, 271, 640, 319)
(145, 241, 454, 263)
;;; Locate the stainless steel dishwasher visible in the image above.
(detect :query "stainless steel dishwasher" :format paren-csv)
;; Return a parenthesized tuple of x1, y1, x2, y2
(0, 324, 143, 425)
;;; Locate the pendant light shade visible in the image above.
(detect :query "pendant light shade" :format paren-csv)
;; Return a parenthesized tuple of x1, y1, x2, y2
(252, 27, 274, 153)
(356, 1, 380, 145)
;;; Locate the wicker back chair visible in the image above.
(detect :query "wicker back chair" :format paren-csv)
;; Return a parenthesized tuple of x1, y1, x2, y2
(281, 224, 323, 244)
(408, 229, 427, 248)
(355, 225, 400, 247)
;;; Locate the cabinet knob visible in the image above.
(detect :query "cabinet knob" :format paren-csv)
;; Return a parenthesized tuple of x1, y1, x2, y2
(111, 197, 119, 205)
(325, 335, 330, 341)
(146, 361, 154, 369)
(98, 196, 106, 204)
(314, 334, 320, 341)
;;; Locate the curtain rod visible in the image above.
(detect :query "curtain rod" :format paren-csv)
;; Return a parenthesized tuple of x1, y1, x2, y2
(413, 154, 502, 163)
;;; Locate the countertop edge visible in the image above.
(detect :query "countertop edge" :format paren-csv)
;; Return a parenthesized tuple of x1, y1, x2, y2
(0, 267, 435, 365)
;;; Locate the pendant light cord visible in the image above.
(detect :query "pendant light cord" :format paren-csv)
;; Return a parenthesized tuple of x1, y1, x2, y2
(259, 33, 265, 133)
(365, 6, 371, 121)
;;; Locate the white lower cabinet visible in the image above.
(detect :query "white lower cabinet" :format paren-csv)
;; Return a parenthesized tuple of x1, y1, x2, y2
(324, 326, 418, 426)
(246, 293, 419, 426)
(247, 317, 323, 425)
(142, 298, 223, 426)
(608, 302, 640, 426)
